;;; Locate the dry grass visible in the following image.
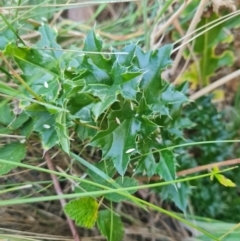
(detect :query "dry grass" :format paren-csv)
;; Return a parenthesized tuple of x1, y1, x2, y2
(1, 1, 240, 240)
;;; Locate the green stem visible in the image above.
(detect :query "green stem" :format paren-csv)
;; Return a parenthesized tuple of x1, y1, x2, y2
(0, 158, 234, 203)
(1, 53, 44, 102)
(131, 140, 240, 162)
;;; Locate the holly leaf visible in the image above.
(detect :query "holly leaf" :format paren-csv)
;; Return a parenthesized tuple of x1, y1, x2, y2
(135, 151, 157, 178)
(83, 29, 111, 71)
(135, 135, 159, 177)
(90, 61, 142, 118)
(104, 176, 138, 202)
(0, 142, 26, 176)
(80, 57, 112, 100)
(58, 79, 85, 106)
(67, 93, 97, 140)
(157, 150, 176, 181)
(75, 160, 116, 195)
(82, 40, 142, 119)
(135, 45, 188, 114)
(76, 122, 97, 140)
(64, 197, 98, 228)
(55, 110, 70, 154)
(162, 84, 188, 104)
(117, 44, 136, 66)
(0, 25, 17, 50)
(92, 118, 139, 175)
(160, 182, 191, 212)
(4, 43, 61, 102)
(91, 103, 158, 175)
(87, 160, 116, 182)
(37, 24, 63, 59)
(97, 210, 124, 241)
(25, 104, 58, 150)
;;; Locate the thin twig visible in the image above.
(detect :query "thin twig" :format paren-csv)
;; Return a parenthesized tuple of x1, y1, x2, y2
(168, 4, 202, 86)
(171, 0, 209, 75)
(2, 0, 140, 10)
(0, 133, 25, 139)
(0, 53, 44, 102)
(190, 69, 240, 100)
(177, 158, 240, 177)
(50, 0, 71, 26)
(45, 152, 81, 241)
(137, 158, 240, 182)
(153, 0, 191, 44)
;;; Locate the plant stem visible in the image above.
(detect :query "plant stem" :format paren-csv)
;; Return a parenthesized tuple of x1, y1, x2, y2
(1, 53, 44, 102)
(137, 158, 240, 181)
(45, 152, 81, 241)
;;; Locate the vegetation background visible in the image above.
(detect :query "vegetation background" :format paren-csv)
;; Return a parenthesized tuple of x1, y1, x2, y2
(0, 0, 240, 241)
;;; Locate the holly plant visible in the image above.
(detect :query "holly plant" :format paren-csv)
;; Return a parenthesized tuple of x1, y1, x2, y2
(0, 23, 191, 239)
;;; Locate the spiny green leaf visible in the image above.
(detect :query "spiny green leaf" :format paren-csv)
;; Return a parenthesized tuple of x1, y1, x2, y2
(0, 24, 17, 50)
(135, 135, 160, 177)
(97, 209, 124, 241)
(0, 142, 26, 176)
(117, 44, 136, 66)
(90, 60, 142, 118)
(92, 118, 139, 175)
(82, 41, 142, 119)
(37, 24, 62, 59)
(136, 44, 172, 91)
(136, 151, 157, 178)
(135, 44, 188, 114)
(64, 197, 98, 228)
(25, 104, 58, 150)
(83, 29, 111, 71)
(160, 182, 191, 213)
(87, 161, 116, 183)
(68, 93, 97, 139)
(91, 103, 158, 175)
(104, 176, 138, 202)
(58, 80, 85, 105)
(55, 110, 70, 154)
(4, 43, 59, 74)
(157, 150, 176, 181)
(162, 84, 188, 104)
(76, 122, 97, 140)
(4, 43, 61, 102)
(81, 58, 112, 101)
